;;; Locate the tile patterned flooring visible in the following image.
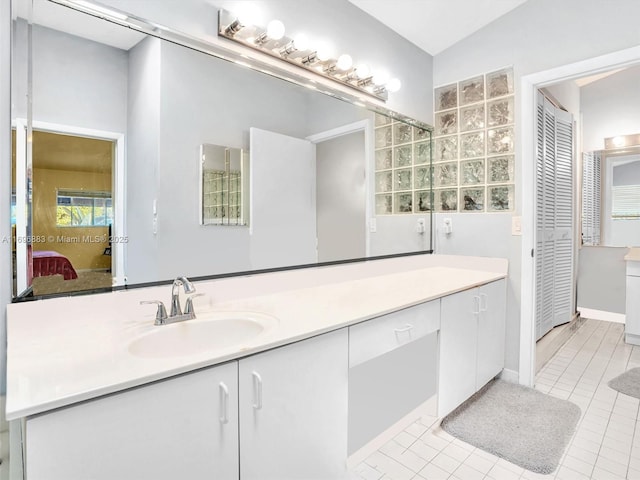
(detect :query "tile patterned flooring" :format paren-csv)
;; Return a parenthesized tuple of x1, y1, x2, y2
(350, 319, 640, 480)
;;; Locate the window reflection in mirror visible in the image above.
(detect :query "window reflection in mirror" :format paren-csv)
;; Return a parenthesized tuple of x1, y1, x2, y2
(582, 146, 640, 247)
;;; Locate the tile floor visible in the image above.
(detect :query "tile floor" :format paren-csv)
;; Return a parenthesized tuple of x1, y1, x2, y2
(350, 319, 640, 480)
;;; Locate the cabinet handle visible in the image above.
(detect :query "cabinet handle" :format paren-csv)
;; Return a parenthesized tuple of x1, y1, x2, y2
(480, 293, 488, 312)
(219, 382, 229, 424)
(473, 295, 481, 315)
(252, 371, 263, 410)
(394, 323, 414, 341)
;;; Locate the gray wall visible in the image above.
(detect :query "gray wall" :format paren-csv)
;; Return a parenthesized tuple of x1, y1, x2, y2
(577, 246, 627, 314)
(582, 65, 640, 152)
(126, 37, 161, 283)
(148, 40, 368, 281)
(581, 67, 640, 248)
(370, 215, 431, 256)
(16, 23, 128, 132)
(613, 159, 640, 186)
(433, 0, 640, 374)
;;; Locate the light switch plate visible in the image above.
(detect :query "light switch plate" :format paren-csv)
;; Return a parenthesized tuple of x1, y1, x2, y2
(512, 216, 522, 236)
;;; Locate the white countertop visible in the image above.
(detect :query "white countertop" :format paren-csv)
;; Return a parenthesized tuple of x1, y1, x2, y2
(625, 247, 640, 262)
(6, 255, 507, 420)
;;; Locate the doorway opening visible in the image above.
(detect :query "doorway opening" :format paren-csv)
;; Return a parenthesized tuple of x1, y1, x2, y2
(520, 45, 640, 386)
(307, 120, 372, 262)
(12, 121, 125, 297)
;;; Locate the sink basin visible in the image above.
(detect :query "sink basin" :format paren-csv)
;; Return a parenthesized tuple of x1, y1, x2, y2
(128, 312, 278, 358)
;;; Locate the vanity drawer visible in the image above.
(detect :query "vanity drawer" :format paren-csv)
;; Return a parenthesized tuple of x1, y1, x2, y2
(627, 261, 640, 277)
(349, 300, 440, 367)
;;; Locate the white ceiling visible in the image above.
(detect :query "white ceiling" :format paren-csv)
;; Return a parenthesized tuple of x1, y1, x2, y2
(348, 0, 529, 56)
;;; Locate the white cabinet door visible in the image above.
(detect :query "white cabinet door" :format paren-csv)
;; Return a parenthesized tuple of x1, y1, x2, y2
(26, 362, 239, 480)
(626, 275, 640, 338)
(438, 288, 479, 417)
(476, 279, 507, 390)
(239, 328, 349, 480)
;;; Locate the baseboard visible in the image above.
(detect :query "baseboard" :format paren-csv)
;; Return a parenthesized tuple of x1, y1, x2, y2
(499, 368, 519, 384)
(347, 395, 437, 468)
(536, 313, 585, 372)
(577, 307, 625, 324)
(626, 333, 640, 346)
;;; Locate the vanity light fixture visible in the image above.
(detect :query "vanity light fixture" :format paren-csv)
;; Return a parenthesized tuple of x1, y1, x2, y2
(218, 9, 400, 101)
(605, 133, 640, 150)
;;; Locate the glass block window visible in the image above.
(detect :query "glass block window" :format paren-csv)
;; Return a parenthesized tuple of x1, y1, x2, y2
(433, 67, 515, 212)
(374, 115, 433, 215)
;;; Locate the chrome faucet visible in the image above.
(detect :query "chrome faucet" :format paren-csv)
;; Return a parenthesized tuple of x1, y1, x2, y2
(170, 276, 196, 316)
(141, 276, 202, 326)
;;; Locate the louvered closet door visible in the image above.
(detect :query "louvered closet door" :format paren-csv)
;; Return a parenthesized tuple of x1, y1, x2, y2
(582, 153, 594, 244)
(581, 152, 601, 245)
(554, 109, 573, 328)
(535, 93, 574, 340)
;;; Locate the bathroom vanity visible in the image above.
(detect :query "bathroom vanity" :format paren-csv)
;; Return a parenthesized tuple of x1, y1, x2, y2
(625, 247, 640, 345)
(6, 255, 507, 479)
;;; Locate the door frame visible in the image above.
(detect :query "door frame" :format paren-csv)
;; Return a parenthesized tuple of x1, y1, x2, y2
(519, 45, 640, 386)
(13, 119, 126, 293)
(306, 119, 373, 257)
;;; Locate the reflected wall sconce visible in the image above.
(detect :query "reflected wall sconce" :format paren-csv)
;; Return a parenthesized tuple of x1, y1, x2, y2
(605, 133, 640, 150)
(218, 9, 401, 101)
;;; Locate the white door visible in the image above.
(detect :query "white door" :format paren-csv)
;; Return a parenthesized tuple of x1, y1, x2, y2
(476, 279, 506, 390)
(26, 362, 239, 480)
(249, 127, 317, 269)
(239, 329, 349, 480)
(535, 93, 574, 340)
(438, 288, 479, 417)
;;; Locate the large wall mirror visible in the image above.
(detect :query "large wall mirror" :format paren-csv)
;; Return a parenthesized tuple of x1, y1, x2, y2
(11, 0, 433, 298)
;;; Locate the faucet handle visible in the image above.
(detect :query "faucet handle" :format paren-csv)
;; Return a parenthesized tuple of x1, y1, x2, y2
(184, 293, 205, 316)
(140, 300, 168, 325)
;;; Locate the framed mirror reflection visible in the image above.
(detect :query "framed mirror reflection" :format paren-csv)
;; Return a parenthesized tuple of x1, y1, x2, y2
(10, 0, 433, 299)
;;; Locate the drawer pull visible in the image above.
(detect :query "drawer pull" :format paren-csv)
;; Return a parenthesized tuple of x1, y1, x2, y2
(480, 293, 488, 312)
(219, 382, 229, 424)
(252, 371, 263, 410)
(473, 295, 481, 315)
(394, 323, 414, 341)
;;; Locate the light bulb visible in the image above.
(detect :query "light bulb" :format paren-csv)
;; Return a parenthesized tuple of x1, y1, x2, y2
(354, 63, 371, 79)
(316, 43, 333, 62)
(612, 136, 625, 147)
(266, 19, 285, 40)
(386, 78, 401, 93)
(372, 70, 390, 86)
(235, 5, 262, 27)
(293, 34, 310, 51)
(336, 54, 353, 71)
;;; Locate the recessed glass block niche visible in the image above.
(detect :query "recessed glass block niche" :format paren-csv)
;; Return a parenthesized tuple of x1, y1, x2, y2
(200, 143, 249, 226)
